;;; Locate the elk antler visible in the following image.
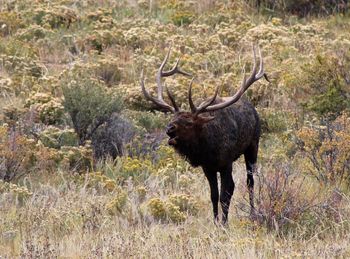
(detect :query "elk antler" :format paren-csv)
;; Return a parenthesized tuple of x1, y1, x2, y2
(189, 45, 269, 115)
(141, 46, 191, 113)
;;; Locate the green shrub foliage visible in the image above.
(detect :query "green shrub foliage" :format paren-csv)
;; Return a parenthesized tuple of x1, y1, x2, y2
(61, 73, 123, 145)
(302, 55, 349, 119)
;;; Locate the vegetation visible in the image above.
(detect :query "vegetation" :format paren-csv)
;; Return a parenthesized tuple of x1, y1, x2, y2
(0, 0, 350, 257)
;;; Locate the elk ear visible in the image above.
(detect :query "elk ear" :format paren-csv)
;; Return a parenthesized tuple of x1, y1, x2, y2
(196, 114, 215, 124)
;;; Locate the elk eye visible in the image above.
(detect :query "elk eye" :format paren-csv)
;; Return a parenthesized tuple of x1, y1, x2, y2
(184, 120, 194, 126)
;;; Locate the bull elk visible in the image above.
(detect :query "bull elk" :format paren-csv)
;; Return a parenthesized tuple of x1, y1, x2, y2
(141, 45, 268, 224)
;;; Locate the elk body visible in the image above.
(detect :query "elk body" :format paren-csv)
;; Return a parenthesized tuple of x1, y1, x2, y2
(141, 45, 268, 224)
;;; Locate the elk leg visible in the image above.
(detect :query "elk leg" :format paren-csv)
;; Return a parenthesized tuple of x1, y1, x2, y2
(219, 165, 234, 224)
(246, 163, 255, 218)
(244, 145, 258, 218)
(203, 168, 219, 222)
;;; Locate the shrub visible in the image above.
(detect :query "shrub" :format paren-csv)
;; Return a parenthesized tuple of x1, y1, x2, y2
(0, 45, 43, 78)
(280, 53, 350, 121)
(0, 11, 24, 36)
(16, 24, 51, 41)
(32, 6, 78, 29)
(301, 55, 349, 120)
(39, 127, 78, 149)
(126, 132, 166, 159)
(147, 194, 200, 223)
(106, 190, 128, 215)
(128, 110, 168, 132)
(91, 114, 135, 160)
(165, 202, 187, 223)
(296, 113, 350, 184)
(94, 58, 122, 86)
(0, 125, 37, 181)
(61, 73, 123, 145)
(81, 171, 118, 192)
(2, 104, 26, 128)
(83, 30, 117, 53)
(147, 198, 167, 221)
(159, 0, 195, 26)
(240, 161, 317, 233)
(168, 194, 200, 215)
(25, 92, 64, 125)
(259, 108, 294, 134)
(113, 156, 153, 184)
(59, 144, 93, 172)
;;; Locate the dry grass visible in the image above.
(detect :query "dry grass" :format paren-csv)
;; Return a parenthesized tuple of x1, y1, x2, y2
(1, 165, 350, 258)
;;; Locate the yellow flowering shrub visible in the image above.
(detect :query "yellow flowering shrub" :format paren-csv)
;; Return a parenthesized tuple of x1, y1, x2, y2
(31, 6, 79, 29)
(147, 193, 200, 223)
(117, 156, 153, 183)
(106, 189, 128, 215)
(147, 198, 167, 221)
(77, 171, 117, 192)
(165, 202, 186, 223)
(168, 194, 200, 215)
(25, 92, 64, 125)
(296, 113, 350, 184)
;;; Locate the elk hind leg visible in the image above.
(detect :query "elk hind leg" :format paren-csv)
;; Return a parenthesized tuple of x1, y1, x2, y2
(244, 144, 258, 218)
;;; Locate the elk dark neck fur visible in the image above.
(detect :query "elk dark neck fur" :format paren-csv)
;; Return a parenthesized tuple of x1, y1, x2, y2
(173, 99, 260, 169)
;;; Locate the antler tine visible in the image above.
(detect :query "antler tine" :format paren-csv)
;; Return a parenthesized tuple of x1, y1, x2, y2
(156, 47, 172, 101)
(162, 58, 192, 77)
(189, 78, 219, 115)
(156, 45, 192, 100)
(165, 83, 180, 112)
(241, 44, 265, 91)
(141, 70, 175, 112)
(256, 46, 264, 78)
(188, 78, 197, 113)
(192, 44, 269, 114)
(256, 47, 270, 82)
(195, 86, 219, 115)
(141, 45, 192, 113)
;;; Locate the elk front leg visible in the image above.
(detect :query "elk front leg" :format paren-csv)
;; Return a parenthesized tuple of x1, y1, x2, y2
(203, 168, 219, 223)
(219, 165, 235, 225)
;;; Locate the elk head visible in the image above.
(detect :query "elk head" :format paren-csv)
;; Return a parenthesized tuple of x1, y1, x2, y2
(140, 45, 268, 147)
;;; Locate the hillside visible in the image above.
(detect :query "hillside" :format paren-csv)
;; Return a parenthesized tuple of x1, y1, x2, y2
(1, 0, 350, 257)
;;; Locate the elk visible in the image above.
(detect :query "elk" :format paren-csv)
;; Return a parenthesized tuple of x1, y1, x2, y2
(141, 45, 268, 224)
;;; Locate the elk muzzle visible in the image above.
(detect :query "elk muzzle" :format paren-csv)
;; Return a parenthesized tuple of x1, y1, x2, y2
(166, 124, 178, 146)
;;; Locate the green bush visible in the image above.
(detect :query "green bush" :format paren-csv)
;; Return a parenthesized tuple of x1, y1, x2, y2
(39, 127, 79, 149)
(61, 72, 124, 145)
(301, 55, 349, 119)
